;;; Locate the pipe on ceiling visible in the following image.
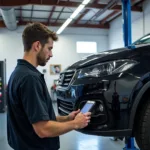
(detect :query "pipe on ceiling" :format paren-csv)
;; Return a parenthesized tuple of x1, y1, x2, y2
(0, 8, 17, 30)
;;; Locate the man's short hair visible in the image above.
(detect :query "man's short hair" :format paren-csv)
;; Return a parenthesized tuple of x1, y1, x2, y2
(22, 22, 58, 52)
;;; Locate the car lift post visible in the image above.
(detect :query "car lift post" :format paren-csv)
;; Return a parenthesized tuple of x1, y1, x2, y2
(121, 0, 139, 150)
(122, 0, 132, 47)
(123, 137, 139, 150)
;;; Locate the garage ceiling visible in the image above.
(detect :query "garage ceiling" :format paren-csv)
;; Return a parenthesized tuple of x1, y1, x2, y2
(0, 0, 145, 30)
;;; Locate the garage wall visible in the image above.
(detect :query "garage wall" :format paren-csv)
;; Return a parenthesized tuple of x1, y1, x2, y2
(0, 26, 108, 91)
(108, 0, 150, 49)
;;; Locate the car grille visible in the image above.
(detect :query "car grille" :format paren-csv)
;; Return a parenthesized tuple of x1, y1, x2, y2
(57, 99, 74, 116)
(58, 70, 75, 87)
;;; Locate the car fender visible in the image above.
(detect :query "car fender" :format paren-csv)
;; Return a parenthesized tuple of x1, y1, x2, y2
(129, 81, 150, 129)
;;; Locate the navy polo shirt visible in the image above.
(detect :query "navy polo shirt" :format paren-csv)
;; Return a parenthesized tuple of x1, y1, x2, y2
(7, 59, 60, 150)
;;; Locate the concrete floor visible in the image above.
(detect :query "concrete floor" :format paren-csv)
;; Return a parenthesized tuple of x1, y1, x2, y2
(0, 102, 136, 150)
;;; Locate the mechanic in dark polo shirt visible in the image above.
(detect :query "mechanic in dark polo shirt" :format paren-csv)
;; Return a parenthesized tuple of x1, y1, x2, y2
(7, 22, 91, 150)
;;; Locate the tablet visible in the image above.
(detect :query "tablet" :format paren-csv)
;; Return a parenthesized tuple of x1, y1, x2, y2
(81, 101, 95, 113)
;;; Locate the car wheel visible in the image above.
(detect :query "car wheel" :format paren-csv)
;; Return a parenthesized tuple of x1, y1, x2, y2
(135, 98, 150, 150)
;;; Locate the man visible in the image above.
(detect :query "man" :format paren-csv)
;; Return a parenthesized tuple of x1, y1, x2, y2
(7, 22, 91, 150)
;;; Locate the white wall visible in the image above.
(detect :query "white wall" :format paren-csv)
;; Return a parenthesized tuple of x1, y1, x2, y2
(143, 0, 150, 34)
(108, 0, 150, 49)
(0, 26, 108, 92)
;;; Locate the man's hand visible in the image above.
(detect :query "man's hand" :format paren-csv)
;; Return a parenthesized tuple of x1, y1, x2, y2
(68, 109, 80, 121)
(73, 112, 91, 129)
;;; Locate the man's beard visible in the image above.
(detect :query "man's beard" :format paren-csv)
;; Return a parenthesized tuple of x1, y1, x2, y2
(37, 48, 46, 66)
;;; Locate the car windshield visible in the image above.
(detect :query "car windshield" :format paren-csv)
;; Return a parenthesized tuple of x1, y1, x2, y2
(134, 34, 150, 45)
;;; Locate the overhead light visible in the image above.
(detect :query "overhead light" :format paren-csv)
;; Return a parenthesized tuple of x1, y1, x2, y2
(70, 4, 85, 19)
(56, 0, 91, 34)
(82, 0, 91, 5)
(56, 18, 72, 34)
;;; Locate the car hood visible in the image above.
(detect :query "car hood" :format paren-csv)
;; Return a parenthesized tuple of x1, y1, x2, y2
(64, 47, 140, 71)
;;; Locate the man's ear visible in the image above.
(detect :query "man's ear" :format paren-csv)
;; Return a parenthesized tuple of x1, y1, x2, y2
(32, 41, 42, 52)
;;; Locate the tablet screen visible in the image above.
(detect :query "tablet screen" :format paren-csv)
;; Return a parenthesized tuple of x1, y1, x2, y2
(81, 102, 94, 113)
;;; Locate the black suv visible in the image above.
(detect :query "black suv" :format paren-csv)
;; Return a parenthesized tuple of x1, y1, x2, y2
(56, 33, 150, 150)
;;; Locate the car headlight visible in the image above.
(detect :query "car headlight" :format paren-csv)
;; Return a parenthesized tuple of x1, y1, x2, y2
(77, 59, 138, 79)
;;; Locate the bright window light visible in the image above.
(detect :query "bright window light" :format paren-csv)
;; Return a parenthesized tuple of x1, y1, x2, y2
(76, 42, 97, 53)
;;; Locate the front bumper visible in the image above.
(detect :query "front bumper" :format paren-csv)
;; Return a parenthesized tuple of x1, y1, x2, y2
(56, 72, 140, 136)
(77, 129, 132, 137)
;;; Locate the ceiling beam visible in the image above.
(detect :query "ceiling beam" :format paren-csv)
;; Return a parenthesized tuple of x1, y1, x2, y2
(113, 5, 142, 11)
(54, 0, 70, 24)
(15, 8, 72, 13)
(107, 12, 122, 23)
(86, 0, 120, 23)
(0, 16, 109, 23)
(47, 6, 55, 24)
(0, 21, 5, 27)
(103, 0, 144, 24)
(15, 17, 67, 20)
(132, 0, 140, 4)
(69, 23, 109, 28)
(30, 5, 34, 21)
(100, 10, 119, 24)
(20, 6, 22, 22)
(0, 20, 109, 29)
(0, 0, 142, 12)
(74, 9, 90, 24)
(134, 0, 145, 6)
(73, 0, 100, 26)
(57, 0, 60, 4)
(54, 7, 65, 24)
(93, 0, 100, 3)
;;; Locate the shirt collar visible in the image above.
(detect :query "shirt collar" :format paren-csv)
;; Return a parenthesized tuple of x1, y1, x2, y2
(17, 59, 43, 76)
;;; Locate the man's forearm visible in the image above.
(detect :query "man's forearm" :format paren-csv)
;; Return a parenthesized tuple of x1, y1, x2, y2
(33, 113, 89, 138)
(56, 115, 70, 122)
(41, 120, 77, 138)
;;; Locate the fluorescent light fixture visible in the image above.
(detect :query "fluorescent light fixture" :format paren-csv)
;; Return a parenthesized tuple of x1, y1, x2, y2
(56, 18, 72, 34)
(82, 0, 91, 5)
(70, 4, 85, 19)
(56, 0, 91, 34)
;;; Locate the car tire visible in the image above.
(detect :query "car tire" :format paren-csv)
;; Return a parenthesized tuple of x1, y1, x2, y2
(135, 97, 150, 150)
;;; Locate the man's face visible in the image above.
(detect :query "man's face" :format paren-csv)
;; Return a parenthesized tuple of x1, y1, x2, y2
(37, 38, 53, 66)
